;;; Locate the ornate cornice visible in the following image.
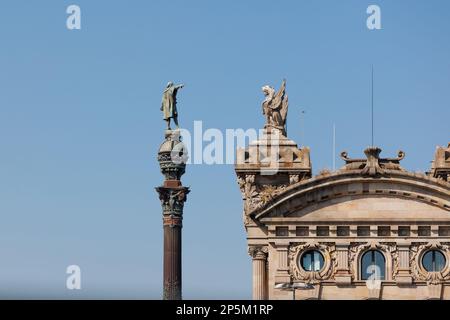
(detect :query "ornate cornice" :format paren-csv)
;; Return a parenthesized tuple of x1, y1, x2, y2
(251, 170, 450, 220)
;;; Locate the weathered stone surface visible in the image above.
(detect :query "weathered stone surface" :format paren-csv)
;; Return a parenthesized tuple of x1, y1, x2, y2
(236, 129, 312, 228)
(236, 130, 450, 299)
(429, 142, 450, 181)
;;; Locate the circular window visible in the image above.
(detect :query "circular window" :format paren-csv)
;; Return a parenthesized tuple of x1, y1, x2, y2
(300, 250, 324, 272)
(422, 250, 446, 272)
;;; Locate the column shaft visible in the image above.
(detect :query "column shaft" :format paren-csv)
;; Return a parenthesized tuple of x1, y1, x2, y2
(163, 218, 182, 300)
(250, 247, 268, 300)
(253, 258, 266, 299)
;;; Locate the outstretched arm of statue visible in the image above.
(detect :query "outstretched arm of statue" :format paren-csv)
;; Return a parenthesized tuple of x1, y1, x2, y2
(175, 84, 184, 89)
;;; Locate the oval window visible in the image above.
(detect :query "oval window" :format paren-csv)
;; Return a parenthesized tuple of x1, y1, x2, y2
(422, 250, 446, 272)
(300, 250, 324, 272)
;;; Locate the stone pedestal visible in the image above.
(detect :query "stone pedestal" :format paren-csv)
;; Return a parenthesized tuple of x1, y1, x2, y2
(236, 129, 311, 178)
(235, 129, 312, 228)
(156, 130, 189, 300)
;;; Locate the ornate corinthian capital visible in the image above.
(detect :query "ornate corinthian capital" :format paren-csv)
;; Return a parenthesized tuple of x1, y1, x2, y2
(248, 246, 268, 260)
(156, 186, 190, 216)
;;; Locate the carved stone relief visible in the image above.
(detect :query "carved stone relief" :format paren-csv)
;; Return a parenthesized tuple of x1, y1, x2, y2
(410, 242, 450, 285)
(237, 174, 287, 225)
(156, 187, 190, 216)
(248, 246, 269, 260)
(348, 241, 397, 281)
(288, 242, 337, 284)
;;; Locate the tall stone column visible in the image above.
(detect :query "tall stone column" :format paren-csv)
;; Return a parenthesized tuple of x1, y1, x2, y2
(249, 246, 268, 300)
(156, 130, 189, 300)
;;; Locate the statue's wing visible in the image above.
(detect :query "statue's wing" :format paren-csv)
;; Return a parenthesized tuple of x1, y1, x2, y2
(273, 79, 286, 108)
(280, 94, 288, 125)
(274, 79, 288, 124)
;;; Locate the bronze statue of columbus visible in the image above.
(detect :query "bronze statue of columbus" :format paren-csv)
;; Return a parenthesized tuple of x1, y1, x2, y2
(161, 81, 184, 130)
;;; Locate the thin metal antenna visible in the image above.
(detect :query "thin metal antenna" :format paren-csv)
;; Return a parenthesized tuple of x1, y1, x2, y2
(300, 110, 305, 145)
(333, 123, 336, 171)
(371, 65, 374, 147)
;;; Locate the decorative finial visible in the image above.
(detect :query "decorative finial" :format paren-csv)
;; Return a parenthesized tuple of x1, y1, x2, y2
(340, 147, 405, 176)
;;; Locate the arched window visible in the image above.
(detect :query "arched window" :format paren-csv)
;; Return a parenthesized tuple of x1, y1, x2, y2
(300, 250, 324, 272)
(422, 250, 446, 272)
(361, 250, 385, 280)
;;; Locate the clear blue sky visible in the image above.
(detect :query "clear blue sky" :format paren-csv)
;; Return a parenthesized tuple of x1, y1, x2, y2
(0, 0, 449, 299)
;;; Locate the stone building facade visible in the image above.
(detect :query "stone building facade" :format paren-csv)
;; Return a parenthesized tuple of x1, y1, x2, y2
(236, 131, 450, 300)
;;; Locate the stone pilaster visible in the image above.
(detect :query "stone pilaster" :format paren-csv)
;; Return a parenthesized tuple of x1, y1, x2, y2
(274, 245, 290, 284)
(333, 243, 352, 285)
(396, 243, 412, 286)
(249, 246, 268, 300)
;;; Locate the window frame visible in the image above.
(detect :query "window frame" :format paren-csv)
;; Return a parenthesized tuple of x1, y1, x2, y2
(422, 249, 446, 272)
(360, 249, 386, 281)
(299, 250, 325, 272)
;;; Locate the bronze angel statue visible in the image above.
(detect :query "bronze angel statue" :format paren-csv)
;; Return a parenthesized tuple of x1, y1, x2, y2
(261, 79, 289, 136)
